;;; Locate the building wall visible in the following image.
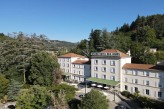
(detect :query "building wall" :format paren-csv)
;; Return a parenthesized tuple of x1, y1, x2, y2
(58, 57, 71, 74)
(119, 57, 131, 91)
(58, 57, 89, 82)
(84, 64, 91, 78)
(122, 69, 164, 100)
(91, 58, 120, 82)
(71, 64, 91, 82)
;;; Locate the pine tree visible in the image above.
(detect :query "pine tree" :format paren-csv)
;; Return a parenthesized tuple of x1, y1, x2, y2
(7, 79, 22, 101)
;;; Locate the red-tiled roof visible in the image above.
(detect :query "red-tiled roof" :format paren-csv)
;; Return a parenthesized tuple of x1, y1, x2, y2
(72, 60, 90, 64)
(58, 53, 86, 58)
(101, 49, 129, 58)
(123, 63, 164, 71)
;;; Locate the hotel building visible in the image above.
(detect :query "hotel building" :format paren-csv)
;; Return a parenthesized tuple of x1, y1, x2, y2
(58, 53, 90, 82)
(122, 63, 164, 99)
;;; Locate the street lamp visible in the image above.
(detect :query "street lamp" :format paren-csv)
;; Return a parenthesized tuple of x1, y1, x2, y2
(85, 77, 87, 94)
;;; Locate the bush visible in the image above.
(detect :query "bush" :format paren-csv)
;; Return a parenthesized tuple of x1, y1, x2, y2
(121, 91, 130, 98)
(22, 84, 31, 89)
(121, 91, 135, 99)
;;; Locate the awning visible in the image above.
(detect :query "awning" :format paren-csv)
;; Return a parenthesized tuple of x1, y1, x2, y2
(87, 77, 119, 86)
(91, 83, 96, 86)
(104, 86, 109, 89)
(97, 85, 103, 88)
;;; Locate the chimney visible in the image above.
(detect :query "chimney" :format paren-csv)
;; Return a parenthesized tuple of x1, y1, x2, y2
(126, 50, 131, 56)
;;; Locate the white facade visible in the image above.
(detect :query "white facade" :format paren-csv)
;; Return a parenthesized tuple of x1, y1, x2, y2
(91, 50, 131, 88)
(122, 68, 164, 100)
(58, 53, 90, 82)
(71, 63, 90, 82)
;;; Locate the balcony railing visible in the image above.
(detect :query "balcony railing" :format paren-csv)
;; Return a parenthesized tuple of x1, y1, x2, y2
(91, 52, 120, 57)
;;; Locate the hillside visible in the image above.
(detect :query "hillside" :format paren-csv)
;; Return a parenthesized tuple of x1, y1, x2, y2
(117, 14, 164, 38)
(72, 14, 164, 64)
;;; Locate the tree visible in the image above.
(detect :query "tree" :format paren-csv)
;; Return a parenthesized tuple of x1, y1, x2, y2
(81, 89, 109, 109)
(50, 90, 68, 109)
(28, 52, 60, 86)
(0, 74, 10, 99)
(7, 79, 22, 101)
(16, 86, 51, 109)
(49, 84, 77, 102)
(101, 29, 111, 49)
(89, 29, 102, 51)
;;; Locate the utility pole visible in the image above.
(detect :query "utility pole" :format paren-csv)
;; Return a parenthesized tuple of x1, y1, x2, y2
(85, 78, 87, 94)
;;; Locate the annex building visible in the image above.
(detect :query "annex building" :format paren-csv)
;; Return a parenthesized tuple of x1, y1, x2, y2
(58, 49, 164, 100)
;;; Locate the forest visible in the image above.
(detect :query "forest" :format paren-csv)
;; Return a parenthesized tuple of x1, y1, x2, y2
(71, 14, 164, 64)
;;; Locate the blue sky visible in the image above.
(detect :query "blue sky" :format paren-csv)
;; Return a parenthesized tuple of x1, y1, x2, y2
(0, 0, 164, 42)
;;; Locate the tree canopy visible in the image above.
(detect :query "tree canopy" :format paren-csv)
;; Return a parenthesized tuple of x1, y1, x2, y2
(28, 52, 60, 86)
(16, 86, 51, 109)
(81, 89, 109, 109)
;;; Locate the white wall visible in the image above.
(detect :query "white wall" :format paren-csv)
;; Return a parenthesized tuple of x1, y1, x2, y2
(122, 69, 164, 100)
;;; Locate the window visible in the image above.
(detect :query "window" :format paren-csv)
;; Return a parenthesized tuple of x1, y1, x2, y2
(158, 83, 162, 88)
(66, 59, 69, 62)
(62, 63, 65, 67)
(62, 59, 65, 62)
(110, 68, 115, 73)
(144, 71, 149, 76)
(135, 87, 138, 92)
(158, 73, 163, 78)
(81, 71, 83, 75)
(102, 60, 106, 65)
(158, 92, 162, 97)
(78, 71, 80, 75)
(80, 65, 84, 69)
(67, 64, 69, 67)
(110, 76, 115, 81)
(94, 60, 98, 64)
(79, 77, 81, 81)
(134, 79, 138, 84)
(133, 70, 138, 75)
(125, 85, 128, 90)
(94, 73, 98, 78)
(94, 66, 98, 71)
(102, 67, 106, 72)
(146, 89, 149, 95)
(110, 61, 115, 66)
(73, 70, 75, 73)
(146, 81, 149, 86)
(73, 64, 75, 68)
(102, 75, 106, 79)
(77, 65, 80, 68)
(125, 70, 128, 74)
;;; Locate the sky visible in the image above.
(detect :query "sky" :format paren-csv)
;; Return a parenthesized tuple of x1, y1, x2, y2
(0, 0, 164, 42)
